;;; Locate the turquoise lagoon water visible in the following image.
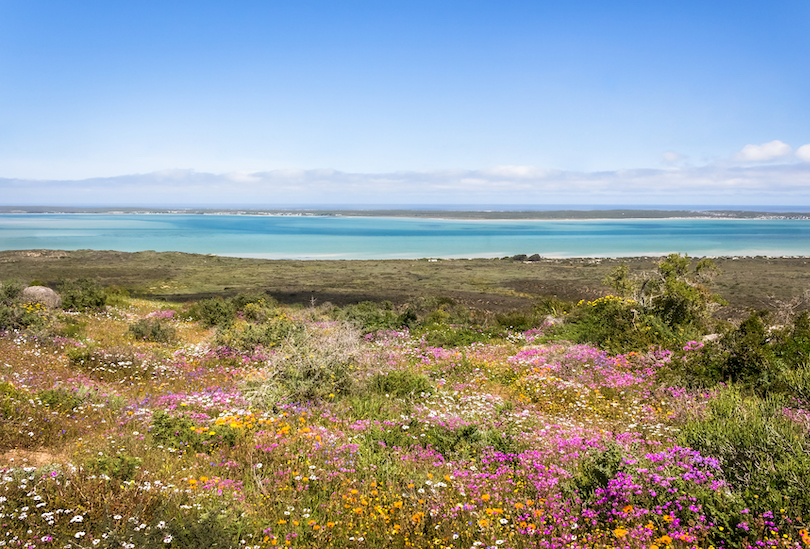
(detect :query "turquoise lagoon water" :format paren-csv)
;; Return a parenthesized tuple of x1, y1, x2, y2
(2, 214, 810, 259)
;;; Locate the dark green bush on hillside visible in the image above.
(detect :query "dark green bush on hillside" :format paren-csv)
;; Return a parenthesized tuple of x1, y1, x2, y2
(333, 300, 406, 332)
(231, 292, 278, 321)
(557, 254, 724, 352)
(214, 314, 304, 352)
(190, 292, 277, 327)
(0, 280, 23, 305)
(128, 318, 176, 343)
(494, 311, 534, 331)
(673, 310, 810, 392)
(59, 278, 107, 310)
(190, 297, 236, 327)
(556, 295, 682, 353)
(369, 370, 433, 397)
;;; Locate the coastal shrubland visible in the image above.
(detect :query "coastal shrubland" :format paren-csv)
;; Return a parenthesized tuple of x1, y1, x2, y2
(2, 258, 810, 548)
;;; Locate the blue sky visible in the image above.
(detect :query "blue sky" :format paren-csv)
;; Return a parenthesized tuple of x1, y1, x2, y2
(1, 0, 809, 206)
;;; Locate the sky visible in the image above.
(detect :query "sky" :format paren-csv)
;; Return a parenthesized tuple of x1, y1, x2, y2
(1, 0, 809, 207)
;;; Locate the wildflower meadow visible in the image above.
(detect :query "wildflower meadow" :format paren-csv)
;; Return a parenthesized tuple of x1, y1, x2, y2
(2, 256, 810, 549)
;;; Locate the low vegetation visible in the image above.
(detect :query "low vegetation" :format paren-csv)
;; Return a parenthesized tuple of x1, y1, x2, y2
(2, 254, 810, 548)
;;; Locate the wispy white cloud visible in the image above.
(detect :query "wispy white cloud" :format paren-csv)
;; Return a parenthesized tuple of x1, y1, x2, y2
(662, 151, 687, 164)
(796, 144, 810, 162)
(735, 140, 793, 162)
(3, 163, 810, 206)
(225, 171, 262, 183)
(482, 165, 549, 179)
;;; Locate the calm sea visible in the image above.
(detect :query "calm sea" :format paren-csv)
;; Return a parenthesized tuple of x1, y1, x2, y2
(2, 214, 810, 259)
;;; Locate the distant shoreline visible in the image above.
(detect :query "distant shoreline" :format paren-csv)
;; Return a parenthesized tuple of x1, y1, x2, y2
(2, 206, 810, 220)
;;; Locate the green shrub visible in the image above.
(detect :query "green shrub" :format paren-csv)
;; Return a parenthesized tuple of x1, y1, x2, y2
(772, 311, 810, 369)
(482, 427, 526, 455)
(343, 394, 403, 421)
(128, 318, 176, 343)
(494, 311, 534, 331)
(214, 314, 303, 352)
(59, 278, 107, 310)
(59, 317, 87, 338)
(86, 452, 142, 481)
(424, 424, 482, 459)
(66, 345, 93, 365)
(777, 362, 810, 402)
(369, 370, 434, 397)
(232, 292, 278, 320)
(38, 387, 84, 411)
(334, 300, 406, 333)
(0, 280, 24, 304)
(103, 285, 130, 307)
(719, 311, 774, 384)
(675, 310, 804, 390)
(0, 381, 26, 418)
(559, 295, 659, 352)
(191, 297, 236, 327)
(599, 254, 724, 339)
(566, 442, 626, 502)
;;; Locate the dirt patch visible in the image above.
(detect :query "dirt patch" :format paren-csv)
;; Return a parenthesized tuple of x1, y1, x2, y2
(0, 449, 64, 469)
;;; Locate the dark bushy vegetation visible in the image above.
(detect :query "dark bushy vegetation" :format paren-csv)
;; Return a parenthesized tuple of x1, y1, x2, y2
(553, 254, 725, 353)
(128, 318, 176, 343)
(190, 292, 278, 327)
(333, 300, 410, 332)
(59, 278, 108, 310)
(369, 370, 434, 397)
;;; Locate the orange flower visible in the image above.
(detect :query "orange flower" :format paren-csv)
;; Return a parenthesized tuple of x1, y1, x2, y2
(613, 528, 628, 538)
(481, 493, 491, 502)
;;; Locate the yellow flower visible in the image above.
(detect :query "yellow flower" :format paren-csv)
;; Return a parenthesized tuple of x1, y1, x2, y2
(613, 528, 628, 538)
